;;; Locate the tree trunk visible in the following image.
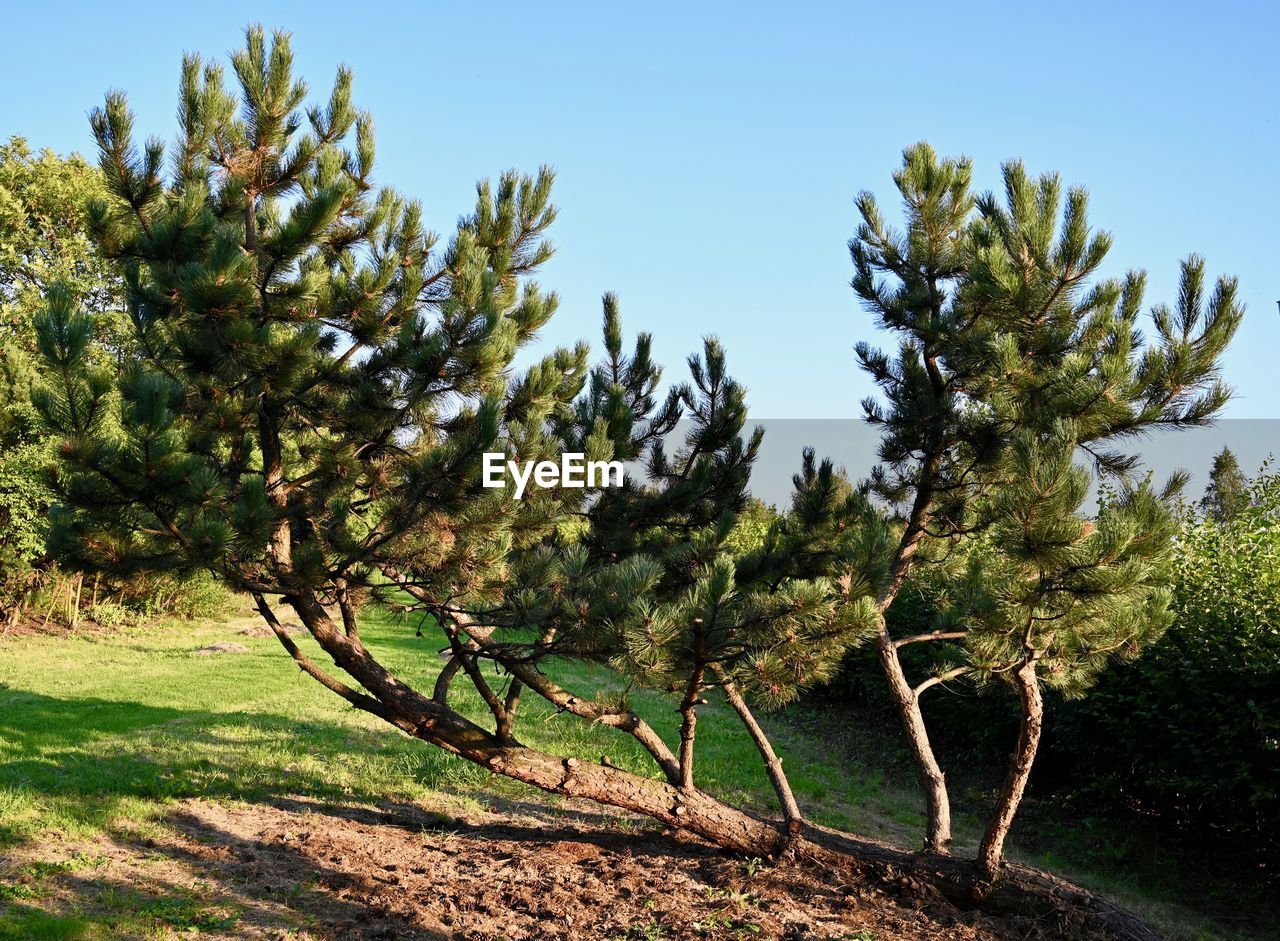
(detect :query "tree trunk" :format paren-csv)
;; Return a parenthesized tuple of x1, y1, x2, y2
(678, 663, 704, 790)
(864, 447, 954, 854)
(443, 606, 682, 784)
(275, 592, 785, 855)
(712, 665, 803, 832)
(874, 621, 951, 853)
(256, 597, 1160, 940)
(975, 658, 1043, 889)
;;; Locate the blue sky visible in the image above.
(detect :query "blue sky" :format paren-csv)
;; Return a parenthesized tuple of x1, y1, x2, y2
(4, 1, 1277, 418)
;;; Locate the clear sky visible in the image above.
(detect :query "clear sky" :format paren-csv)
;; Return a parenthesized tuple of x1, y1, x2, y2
(4, 1, 1277, 418)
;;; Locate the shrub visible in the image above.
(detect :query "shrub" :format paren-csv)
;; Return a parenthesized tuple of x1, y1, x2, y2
(84, 599, 137, 630)
(106, 571, 232, 622)
(0, 442, 52, 623)
(1054, 470, 1280, 845)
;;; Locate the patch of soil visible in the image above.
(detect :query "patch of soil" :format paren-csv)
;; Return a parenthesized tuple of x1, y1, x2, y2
(0, 615, 115, 639)
(5, 797, 1029, 940)
(193, 641, 252, 655)
(237, 621, 307, 639)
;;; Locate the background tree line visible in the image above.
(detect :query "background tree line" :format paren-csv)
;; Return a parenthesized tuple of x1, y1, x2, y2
(0, 136, 227, 631)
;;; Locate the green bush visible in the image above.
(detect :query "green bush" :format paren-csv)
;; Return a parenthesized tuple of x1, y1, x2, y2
(0, 442, 52, 622)
(84, 599, 138, 630)
(112, 570, 232, 622)
(1054, 472, 1280, 844)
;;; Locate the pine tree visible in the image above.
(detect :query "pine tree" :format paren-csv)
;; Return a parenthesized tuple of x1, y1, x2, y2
(415, 313, 878, 831)
(32, 28, 1247, 912)
(946, 428, 1178, 884)
(843, 143, 1243, 865)
(35, 27, 868, 856)
(1200, 446, 1249, 522)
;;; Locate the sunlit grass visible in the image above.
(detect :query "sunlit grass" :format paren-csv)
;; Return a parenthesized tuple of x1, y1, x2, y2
(0, 605, 1267, 940)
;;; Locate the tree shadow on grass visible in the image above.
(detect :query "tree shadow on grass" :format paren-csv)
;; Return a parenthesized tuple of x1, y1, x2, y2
(1, 808, 452, 940)
(0, 688, 490, 847)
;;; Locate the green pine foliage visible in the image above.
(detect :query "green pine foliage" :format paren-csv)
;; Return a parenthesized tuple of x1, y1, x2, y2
(851, 143, 1239, 532)
(492, 328, 878, 713)
(36, 26, 576, 594)
(847, 138, 1242, 673)
(834, 142, 1242, 862)
(33, 27, 872, 778)
(946, 428, 1177, 699)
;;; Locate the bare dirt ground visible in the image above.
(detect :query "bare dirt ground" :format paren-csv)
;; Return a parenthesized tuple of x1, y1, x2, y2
(5, 796, 1047, 940)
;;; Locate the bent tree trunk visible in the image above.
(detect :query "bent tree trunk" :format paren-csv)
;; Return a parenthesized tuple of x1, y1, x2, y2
(868, 446, 954, 855)
(273, 590, 787, 855)
(975, 658, 1044, 888)
(711, 664, 804, 832)
(260, 595, 1160, 941)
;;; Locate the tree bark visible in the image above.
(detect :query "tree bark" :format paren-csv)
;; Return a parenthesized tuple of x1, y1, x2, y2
(975, 657, 1043, 889)
(402, 592, 682, 785)
(677, 663, 704, 790)
(874, 620, 952, 853)
(866, 447, 954, 854)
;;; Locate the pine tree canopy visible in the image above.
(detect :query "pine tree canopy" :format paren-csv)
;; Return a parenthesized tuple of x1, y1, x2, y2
(33, 26, 872, 777)
(844, 141, 1243, 640)
(946, 426, 1178, 699)
(851, 143, 1241, 533)
(38, 26, 579, 588)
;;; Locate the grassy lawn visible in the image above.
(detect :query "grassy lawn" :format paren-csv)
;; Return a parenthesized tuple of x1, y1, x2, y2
(0, 606, 1269, 940)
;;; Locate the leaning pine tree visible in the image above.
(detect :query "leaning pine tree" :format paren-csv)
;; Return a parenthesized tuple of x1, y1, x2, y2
(35, 28, 872, 859)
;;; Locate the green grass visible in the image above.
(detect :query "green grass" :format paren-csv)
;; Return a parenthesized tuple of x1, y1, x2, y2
(0, 607, 1271, 940)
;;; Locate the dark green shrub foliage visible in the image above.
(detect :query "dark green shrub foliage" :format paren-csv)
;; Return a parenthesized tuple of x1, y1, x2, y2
(0, 442, 52, 620)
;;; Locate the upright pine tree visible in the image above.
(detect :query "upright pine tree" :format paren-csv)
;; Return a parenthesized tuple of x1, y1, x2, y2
(843, 143, 1242, 863)
(948, 428, 1178, 884)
